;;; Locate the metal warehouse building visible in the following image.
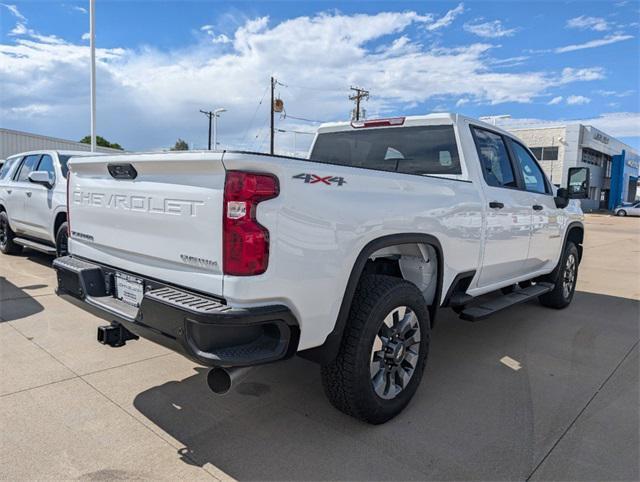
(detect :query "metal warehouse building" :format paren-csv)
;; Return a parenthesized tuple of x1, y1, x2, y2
(1, 128, 122, 159)
(504, 122, 639, 211)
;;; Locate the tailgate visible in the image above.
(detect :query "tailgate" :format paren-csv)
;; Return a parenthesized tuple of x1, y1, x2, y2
(68, 152, 225, 296)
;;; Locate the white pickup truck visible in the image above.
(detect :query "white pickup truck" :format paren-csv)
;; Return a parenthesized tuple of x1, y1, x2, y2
(54, 113, 589, 423)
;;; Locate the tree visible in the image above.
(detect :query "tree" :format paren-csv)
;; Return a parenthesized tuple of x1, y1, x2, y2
(170, 139, 189, 151)
(79, 135, 123, 150)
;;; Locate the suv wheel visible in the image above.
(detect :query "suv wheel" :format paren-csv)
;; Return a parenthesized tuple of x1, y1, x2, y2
(321, 275, 430, 424)
(0, 211, 23, 255)
(539, 242, 579, 309)
(55, 221, 68, 257)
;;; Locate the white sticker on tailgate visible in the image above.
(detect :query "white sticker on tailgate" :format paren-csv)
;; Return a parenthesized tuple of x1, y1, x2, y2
(115, 273, 144, 307)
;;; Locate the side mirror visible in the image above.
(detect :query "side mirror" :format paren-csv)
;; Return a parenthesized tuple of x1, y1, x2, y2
(28, 171, 54, 189)
(567, 167, 590, 199)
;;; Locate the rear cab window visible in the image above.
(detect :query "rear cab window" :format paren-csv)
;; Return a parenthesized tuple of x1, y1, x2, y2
(310, 124, 462, 177)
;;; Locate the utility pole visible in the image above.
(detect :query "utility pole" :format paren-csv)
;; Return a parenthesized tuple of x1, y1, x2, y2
(349, 86, 369, 121)
(200, 110, 213, 150)
(270, 76, 275, 155)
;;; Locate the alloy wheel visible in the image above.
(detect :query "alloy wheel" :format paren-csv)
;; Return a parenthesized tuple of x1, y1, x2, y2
(562, 253, 577, 299)
(369, 306, 421, 400)
(0, 217, 7, 247)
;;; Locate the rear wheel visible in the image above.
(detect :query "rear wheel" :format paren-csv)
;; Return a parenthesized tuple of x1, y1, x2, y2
(321, 275, 430, 424)
(539, 242, 579, 309)
(617, 210, 627, 216)
(0, 211, 23, 255)
(55, 222, 68, 257)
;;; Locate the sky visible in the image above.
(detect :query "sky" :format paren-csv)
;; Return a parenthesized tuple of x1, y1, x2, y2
(1, 0, 639, 154)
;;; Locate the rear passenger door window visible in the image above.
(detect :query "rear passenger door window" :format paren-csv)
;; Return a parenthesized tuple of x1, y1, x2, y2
(509, 141, 549, 194)
(471, 127, 517, 188)
(14, 155, 42, 182)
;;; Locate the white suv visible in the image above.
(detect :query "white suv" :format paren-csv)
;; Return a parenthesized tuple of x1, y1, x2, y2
(0, 150, 102, 257)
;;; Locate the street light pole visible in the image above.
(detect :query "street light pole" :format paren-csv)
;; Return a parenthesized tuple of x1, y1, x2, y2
(89, 0, 96, 152)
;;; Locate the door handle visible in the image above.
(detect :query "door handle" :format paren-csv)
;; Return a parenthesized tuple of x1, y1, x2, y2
(26, 191, 32, 197)
(6, 189, 11, 194)
(533, 205, 543, 211)
(489, 201, 504, 209)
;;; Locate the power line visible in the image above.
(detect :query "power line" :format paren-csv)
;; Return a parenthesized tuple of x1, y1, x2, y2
(241, 83, 270, 144)
(282, 113, 327, 124)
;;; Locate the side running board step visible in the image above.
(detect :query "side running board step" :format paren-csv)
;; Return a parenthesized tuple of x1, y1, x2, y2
(459, 282, 554, 322)
(13, 237, 57, 255)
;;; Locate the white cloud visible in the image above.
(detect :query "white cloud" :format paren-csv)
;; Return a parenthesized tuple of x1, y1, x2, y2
(455, 98, 469, 107)
(0, 10, 612, 151)
(566, 95, 591, 105)
(72, 6, 88, 14)
(559, 67, 605, 82)
(425, 3, 464, 31)
(464, 20, 517, 38)
(595, 89, 635, 97)
(548, 96, 563, 105)
(566, 16, 609, 32)
(81, 32, 90, 41)
(1, 3, 26, 22)
(500, 112, 640, 139)
(555, 34, 634, 53)
(200, 25, 214, 31)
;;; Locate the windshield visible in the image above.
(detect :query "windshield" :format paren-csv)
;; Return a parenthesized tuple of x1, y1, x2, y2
(310, 125, 461, 176)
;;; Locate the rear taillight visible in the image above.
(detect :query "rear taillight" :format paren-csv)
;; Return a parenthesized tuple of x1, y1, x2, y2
(66, 170, 71, 237)
(223, 171, 279, 276)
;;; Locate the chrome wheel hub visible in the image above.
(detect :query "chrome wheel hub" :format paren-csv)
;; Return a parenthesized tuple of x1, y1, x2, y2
(370, 306, 421, 400)
(562, 253, 576, 299)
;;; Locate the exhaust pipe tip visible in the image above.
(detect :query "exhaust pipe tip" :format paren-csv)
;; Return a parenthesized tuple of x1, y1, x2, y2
(207, 366, 252, 395)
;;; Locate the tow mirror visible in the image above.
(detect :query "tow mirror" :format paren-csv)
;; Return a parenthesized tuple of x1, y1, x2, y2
(28, 171, 54, 189)
(567, 167, 590, 199)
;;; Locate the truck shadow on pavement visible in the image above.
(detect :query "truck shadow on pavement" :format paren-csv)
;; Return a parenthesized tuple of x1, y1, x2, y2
(133, 290, 639, 481)
(0, 277, 44, 321)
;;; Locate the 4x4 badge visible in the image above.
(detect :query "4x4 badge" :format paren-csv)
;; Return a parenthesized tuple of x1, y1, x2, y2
(292, 173, 346, 186)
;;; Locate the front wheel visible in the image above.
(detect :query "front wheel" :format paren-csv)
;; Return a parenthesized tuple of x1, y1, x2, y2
(0, 211, 23, 255)
(321, 275, 430, 424)
(539, 242, 579, 309)
(617, 210, 627, 216)
(55, 222, 69, 257)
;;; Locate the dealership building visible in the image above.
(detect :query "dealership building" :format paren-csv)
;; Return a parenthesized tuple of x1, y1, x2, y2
(503, 122, 639, 211)
(1, 128, 121, 160)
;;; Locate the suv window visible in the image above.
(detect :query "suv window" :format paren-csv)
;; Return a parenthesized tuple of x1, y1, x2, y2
(510, 141, 549, 194)
(310, 125, 462, 176)
(471, 127, 517, 188)
(0, 157, 21, 180)
(37, 154, 56, 183)
(15, 154, 42, 182)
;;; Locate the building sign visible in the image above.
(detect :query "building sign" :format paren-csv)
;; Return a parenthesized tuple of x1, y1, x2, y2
(593, 132, 610, 144)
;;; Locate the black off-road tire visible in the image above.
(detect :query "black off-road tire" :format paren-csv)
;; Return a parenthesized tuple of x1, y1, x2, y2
(320, 275, 430, 424)
(0, 211, 23, 255)
(539, 242, 579, 309)
(55, 221, 69, 257)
